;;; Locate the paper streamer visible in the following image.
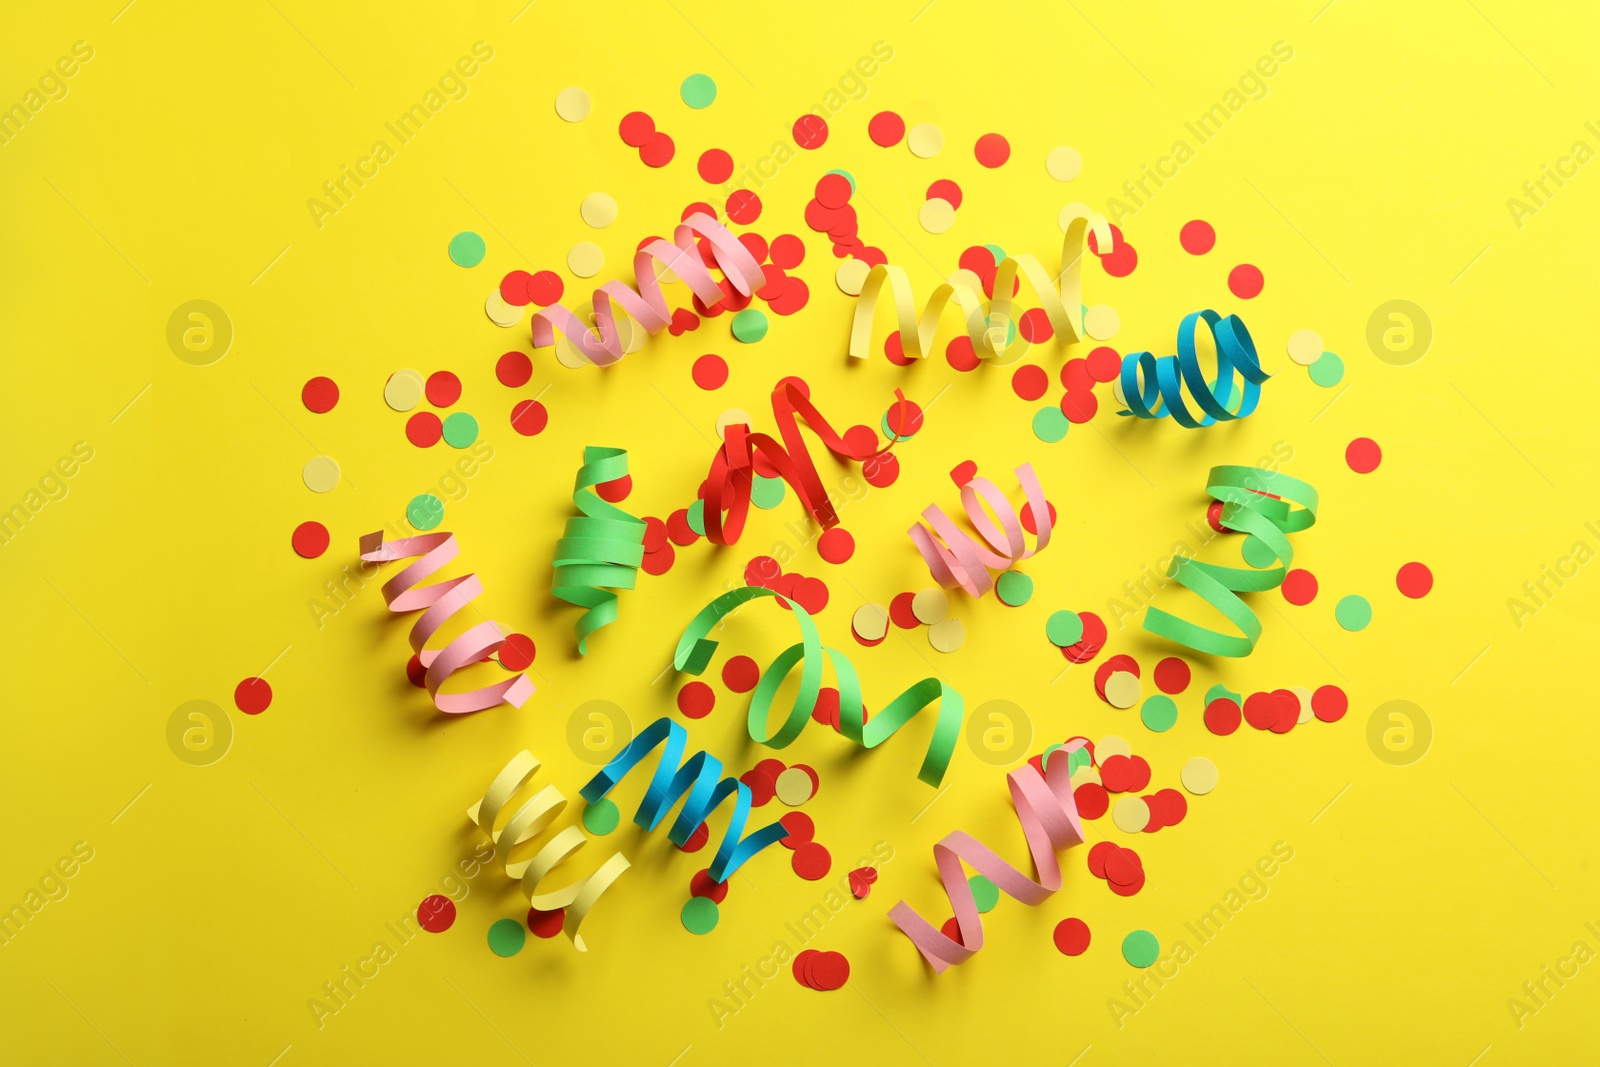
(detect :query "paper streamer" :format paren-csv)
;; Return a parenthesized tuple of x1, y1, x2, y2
(1143, 466, 1320, 656)
(468, 750, 630, 952)
(909, 463, 1051, 598)
(703, 381, 908, 546)
(673, 587, 962, 786)
(532, 212, 765, 367)
(1117, 310, 1269, 427)
(579, 717, 790, 883)
(359, 531, 535, 713)
(551, 446, 647, 654)
(848, 203, 1113, 366)
(889, 742, 1087, 973)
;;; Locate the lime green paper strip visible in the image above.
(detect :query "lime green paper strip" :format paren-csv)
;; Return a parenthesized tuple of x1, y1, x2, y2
(673, 588, 963, 786)
(551, 447, 647, 655)
(1143, 465, 1319, 657)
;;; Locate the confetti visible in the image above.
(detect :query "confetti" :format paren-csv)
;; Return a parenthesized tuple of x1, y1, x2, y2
(1053, 917, 1091, 955)
(1335, 594, 1372, 631)
(487, 918, 525, 957)
(580, 192, 618, 228)
(1346, 437, 1382, 473)
(1140, 695, 1178, 732)
(567, 241, 604, 277)
(910, 464, 1051, 598)
(680, 73, 717, 109)
(974, 133, 1010, 168)
(1287, 329, 1323, 365)
(1228, 263, 1263, 298)
(1180, 220, 1215, 254)
(292, 520, 330, 558)
(869, 110, 906, 146)
(1046, 146, 1082, 181)
(1105, 672, 1141, 709)
(302, 456, 340, 493)
(301, 376, 338, 413)
(1122, 929, 1160, 968)
(384, 368, 425, 411)
(234, 677, 271, 714)
(1309, 351, 1345, 386)
(407, 493, 443, 531)
(1180, 757, 1218, 795)
(919, 198, 955, 234)
(418, 895, 456, 933)
(1045, 610, 1084, 646)
(1397, 562, 1433, 598)
(554, 86, 591, 122)
(908, 122, 943, 157)
(448, 231, 486, 267)
(681, 896, 720, 934)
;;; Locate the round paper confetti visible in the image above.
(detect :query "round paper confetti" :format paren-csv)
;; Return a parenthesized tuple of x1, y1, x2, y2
(996, 571, 1033, 606)
(793, 114, 828, 149)
(1180, 757, 1218, 795)
(968, 874, 1000, 913)
(498, 633, 536, 671)
(580, 192, 618, 228)
(1309, 351, 1345, 387)
(1282, 568, 1318, 605)
(568, 241, 604, 277)
(417, 895, 456, 933)
(698, 149, 734, 183)
(1228, 264, 1264, 299)
(852, 604, 889, 642)
(691, 353, 727, 390)
(234, 677, 272, 714)
(1312, 684, 1348, 722)
(775, 767, 816, 806)
(487, 918, 525, 957)
(1046, 611, 1084, 646)
(555, 86, 591, 122)
(1033, 405, 1070, 442)
(817, 528, 854, 564)
(731, 308, 768, 343)
(511, 399, 548, 436)
(640, 131, 675, 167)
(1335, 594, 1372, 631)
(442, 411, 478, 448)
(302, 456, 340, 494)
(1105, 672, 1141, 709)
(677, 680, 714, 719)
(1397, 562, 1433, 598)
(582, 797, 621, 835)
(448, 231, 486, 267)
(1084, 305, 1120, 340)
(1141, 695, 1178, 732)
(908, 122, 943, 158)
(424, 371, 460, 408)
(919, 198, 955, 234)
(1046, 146, 1082, 181)
(836, 259, 870, 295)
(928, 617, 965, 653)
(680, 73, 717, 109)
(407, 493, 444, 531)
(527, 907, 565, 938)
(869, 110, 906, 146)
(485, 290, 522, 327)
(1287, 329, 1323, 365)
(1346, 437, 1382, 473)
(1122, 929, 1160, 968)
(1180, 220, 1215, 254)
(974, 133, 1010, 168)
(1112, 796, 1150, 833)
(1153, 657, 1190, 695)
(792, 841, 832, 880)
(301, 376, 338, 413)
(715, 408, 753, 439)
(912, 588, 949, 624)
(496, 351, 533, 388)
(291, 521, 330, 558)
(1053, 917, 1091, 956)
(384, 369, 425, 411)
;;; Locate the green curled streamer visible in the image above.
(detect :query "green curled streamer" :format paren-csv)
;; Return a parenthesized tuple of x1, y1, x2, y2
(673, 587, 963, 786)
(551, 446, 647, 655)
(1143, 465, 1319, 657)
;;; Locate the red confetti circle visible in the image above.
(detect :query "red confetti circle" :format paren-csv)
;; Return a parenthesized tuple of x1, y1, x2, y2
(1227, 264, 1264, 299)
(527, 907, 566, 938)
(1281, 568, 1319, 605)
(1087, 347, 1120, 382)
(868, 111, 906, 147)
(495, 351, 533, 388)
(792, 114, 829, 150)
(974, 133, 1010, 168)
(1312, 684, 1349, 722)
(817, 528, 854, 564)
(690, 869, 729, 904)
(528, 270, 564, 306)
(792, 841, 832, 880)
(862, 451, 899, 488)
(1242, 692, 1278, 730)
(640, 131, 675, 167)
(779, 811, 815, 845)
(926, 179, 963, 209)
(510, 399, 548, 436)
(1021, 500, 1056, 536)
(1346, 437, 1382, 473)
(1061, 390, 1098, 424)
(726, 190, 762, 225)
(692, 353, 729, 390)
(722, 655, 760, 693)
(769, 234, 806, 269)
(406, 654, 427, 689)
(698, 148, 734, 184)
(1074, 783, 1109, 820)
(596, 475, 631, 503)
(1053, 917, 1091, 956)
(417, 894, 456, 933)
(1019, 308, 1054, 343)
(499, 270, 532, 306)
(641, 544, 675, 576)
(425, 371, 461, 408)
(668, 508, 698, 546)
(889, 592, 919, 629)
(291, 521, 330, 559)
(677, 681, 715, 719)
(1397, 562, 1433, 598)
(406, 411, 443, 448)
(618, 111, 655, 147)
(498, 633, 536, 671)
(1204, 698, 1242, 735)
(1152, 657, 1190, 695)
(1012, 364, 1049, 401)
(1101, 243, 1138, 277)
(301, 376, 339, 413)
(234, 677, 272, 715)
(1179, 220, 1216, 255)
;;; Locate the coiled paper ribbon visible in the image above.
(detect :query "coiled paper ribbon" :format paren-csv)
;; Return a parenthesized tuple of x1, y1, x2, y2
(1117, 310, 1269, 427)
(673, 587, 963, 786)
(848, 204, 1113, 366)
(889, 742, 1087, 973)
(909, 463, 1051, 598)
(579, 717, 790, 884)
(531, 212, 765, 367)
(703, 381, 908, 546)
(358, 531, 534, 713)
(551, 446, 646, 655)
(1143, 466, 1319, 656)
(468, 750, 629, 952)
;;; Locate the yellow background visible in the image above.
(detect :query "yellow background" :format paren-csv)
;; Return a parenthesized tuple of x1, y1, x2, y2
(4, 1, 1597, 1063)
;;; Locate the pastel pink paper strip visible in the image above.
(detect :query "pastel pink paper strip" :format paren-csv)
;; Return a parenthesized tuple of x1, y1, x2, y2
(907, 463, 1051, 597)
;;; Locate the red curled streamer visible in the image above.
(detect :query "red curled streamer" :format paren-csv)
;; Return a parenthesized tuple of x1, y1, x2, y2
(703, 382, 909, 546)
(909, 463, 1051, 598)
(359, 531, 535, 714)
(531, 212, 765, 367)
(888, 742, 1086, 973)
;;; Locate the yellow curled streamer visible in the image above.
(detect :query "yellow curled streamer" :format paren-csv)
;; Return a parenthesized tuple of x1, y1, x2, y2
(849, 204, 1113, 367)
(467, 750, 630, 952)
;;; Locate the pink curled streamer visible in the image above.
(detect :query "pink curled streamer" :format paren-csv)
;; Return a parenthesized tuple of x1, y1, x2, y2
(358, 531, 535, 714)
(907, 463, 1051, 597)
(888, 742, 1086, 973)
(531, 212, 766, 367)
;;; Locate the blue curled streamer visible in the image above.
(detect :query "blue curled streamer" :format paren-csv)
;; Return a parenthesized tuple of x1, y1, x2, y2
(579, 717, 789, 883)
(1117, 310, 1269, 427)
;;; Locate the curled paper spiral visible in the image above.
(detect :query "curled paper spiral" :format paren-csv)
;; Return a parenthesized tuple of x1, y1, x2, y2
(531, 212, 765, 367)
(888, 741, 1087, 973)
(703, 381, 908, 546)
(551, 446, 646, 655)
(359, 531, 534, 714)
(848, 204, 1113, 366)
(579, 717, 790, 884)
(468, 750, 630, 952)
(1143, 466, 1319, 657)
(1117, 310, 1269, 427)
(674, 587, 963, 786)
(909, 463, 1051, 598)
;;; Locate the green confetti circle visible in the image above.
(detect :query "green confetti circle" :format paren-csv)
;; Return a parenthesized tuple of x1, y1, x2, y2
(1241, 535, 1276, 569)
(1205, 683, 1241, 705)
(751, 476, 786, 510)
(1308, 350, 1344, 387)
(1045, 610, 1084, 646)
(1066, 746, 1092, 776)
(882, 410, 917, 442)
(1032, 405, 1070, 443)
(731, 308, 769, 343)
(680, 73, 717, 109)
(448, 231, 486, 267)
(983, 243, 1007, 264)
(825, 168, 857, 194)
(687, 499, 706, 535)
(996, 571, 1034, 607)
(968, 874, 1000, 914)
(1122, 929, 1160, 968)
(1335, 594, 1372, 631)
(681, 896, 721, 934)
(582, 797, 621, 836)
(487, 917, 526, 957)
(1140, 694, 1178, 732)
(407, 493, 444, 531)
(442, 411, 479, 448)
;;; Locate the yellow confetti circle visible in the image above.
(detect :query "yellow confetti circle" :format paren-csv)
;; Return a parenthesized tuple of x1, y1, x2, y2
(1069, 764, 1101, 788)
(928, 617, 966, 653)
(1046, 146, 1082, 181)
(1287, 328, 1323, 365)
(1292, 686, 1315, 724)
(912, 588, 949, 625)
(580, 192, 618, 229)
(775, 767, 816, 806)
(908, 122, 944, 158)
(1112, 795, 1151, 833)
(852, 603, 890, 642)
(1096, 735, 1132, 760)
(1085, 304, 1120, 340)
(555, 86, 591, 122)
(484, 291, 522, 328)
(836, 259, 870, 295)
(568, 241, 605, 278)
(715, 408, 753, 439)
(1181, 757, 1219, 795)
(384, 369, 424, 411)
(919, 198, 956, 234)
(302, 455, 341, 494)
(1105, 671, 1142, 709)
